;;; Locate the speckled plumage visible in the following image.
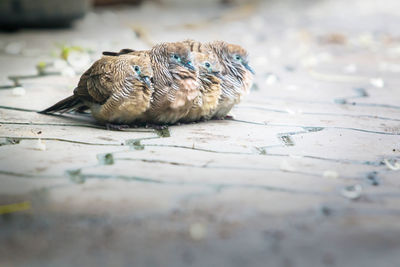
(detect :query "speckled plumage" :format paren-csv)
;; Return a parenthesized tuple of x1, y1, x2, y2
(180, 47, 222, 122)
(143, 42, 200, 124)
(206, 40, 254, 119)
(40, 53, 153, 126)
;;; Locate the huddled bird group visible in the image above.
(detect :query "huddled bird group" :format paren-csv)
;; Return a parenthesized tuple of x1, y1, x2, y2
(40, 40, 255, 129)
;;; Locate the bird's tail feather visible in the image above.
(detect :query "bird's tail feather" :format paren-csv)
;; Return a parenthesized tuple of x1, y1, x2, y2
(38, 95, 85, 114)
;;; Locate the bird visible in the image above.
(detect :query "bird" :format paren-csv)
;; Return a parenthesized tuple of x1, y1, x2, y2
(142, 41, 200, 125)
(206, 40, 255, 119)
(39, 52, 153, 130)
(179, 49, 222, 122)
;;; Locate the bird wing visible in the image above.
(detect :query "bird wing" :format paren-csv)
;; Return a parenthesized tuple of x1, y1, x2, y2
(74, 57, 116, 104)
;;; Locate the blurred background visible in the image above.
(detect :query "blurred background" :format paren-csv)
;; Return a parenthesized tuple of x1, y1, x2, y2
(2, 1, 400, 266)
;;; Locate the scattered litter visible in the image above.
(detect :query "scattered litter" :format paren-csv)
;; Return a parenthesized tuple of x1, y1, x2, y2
(0, 137, 20, 146)
(61, 66, 76, 77)
(66, 169, 85, 184)
(155, 128, 170, 138)
(354, 87, 368, 97)
(279, 135, 295, 146)
(379, 62, 400, 73)
(366, 171, 380, 186)
(323, 170, 339, 179)
(12, 87, 26, 96)
(5, 42, 24, 55)
(334, 98, 347, 104)
(340, 184, 362, 200)
(301, 56, 319, 67)
(319, 205, 333, 216)
(269, 46, 282, 58)
(189, 223, 207, 240)
(67, 51, 91, 71)
(344, 64, 357, 73)
(285, 108, 303, 116)
(36, 61, 48, 75)
(35, 139, 47, 151)
(370, 78, 384, 88)
(53, 59, 68, 70)
(383, 159, 400, 171)
(286, 85, 298, 91)
(254, 56, 268, 67)
(280, 159, 296, 172)
(97, 153, 114, 165)
(125, 139, 145, 150)
(264, 73, 278, 85)
(320, 33, 347, 45)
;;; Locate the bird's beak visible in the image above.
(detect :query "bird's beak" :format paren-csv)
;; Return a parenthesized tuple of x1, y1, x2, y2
(185, 61, 196, 71)
(213, 71, 222, 79)
(141, 76, 152, 87)
(243, 62, 255, 74)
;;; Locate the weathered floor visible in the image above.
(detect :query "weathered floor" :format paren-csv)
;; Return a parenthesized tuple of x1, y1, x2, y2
(1, 0, 400, 266)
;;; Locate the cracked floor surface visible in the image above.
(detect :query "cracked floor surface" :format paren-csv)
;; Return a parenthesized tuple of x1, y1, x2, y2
(1, 0, 400, 266)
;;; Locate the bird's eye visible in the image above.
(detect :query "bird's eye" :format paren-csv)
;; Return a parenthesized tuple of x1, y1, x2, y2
(134, 65, 140, 73)
(205, 62, 211, 68)
(235, 55, 241, 61)
(173, 54, 180, 60)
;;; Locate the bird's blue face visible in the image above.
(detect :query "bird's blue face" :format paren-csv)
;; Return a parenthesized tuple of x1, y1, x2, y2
(171, 53, 196, 72)
(233, 54, 255, 74)
(132, 65, 152, 87)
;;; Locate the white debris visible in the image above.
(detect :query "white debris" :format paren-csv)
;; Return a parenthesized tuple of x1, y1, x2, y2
(323, 170, 339, 179)
(189, 222, 206, 240)
(301, 56, 319, 67)
(53, 59, 68, 70)
(285, 107, 303, 116)
(286, 85, 299, 91)
(269, 46, 282, 58)
(340, 184, 362, 200)
(35, 139, 47, 151)
(250, 16, 264, 31)
(265, 74, 278, 85)
(280, 160, 296, 172)
(378, 62, 400, 73)
(12, 87, 26, 96)
(383, 159, 400, 171)
(5, 42, 24, 55)
(370, 78, 384, 88)
(67, 51, 91, 72)
(254, 56, 268, 67)
(19, 139, 47, 151)
(343, 64, 357, 73)
(61, 66, 76, 77)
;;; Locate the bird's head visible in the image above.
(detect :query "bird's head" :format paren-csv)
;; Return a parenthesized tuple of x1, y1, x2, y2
(225, 44, 255, 75)
(194, 51, 222, 78)
(128, 54, 153, 88)
(165, 42, 196, 72)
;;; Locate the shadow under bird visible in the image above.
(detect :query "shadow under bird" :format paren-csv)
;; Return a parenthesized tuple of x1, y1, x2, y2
(39, 52, 153, 129)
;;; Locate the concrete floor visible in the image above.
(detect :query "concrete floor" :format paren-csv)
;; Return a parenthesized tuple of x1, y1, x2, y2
(1, 0, 400, 266)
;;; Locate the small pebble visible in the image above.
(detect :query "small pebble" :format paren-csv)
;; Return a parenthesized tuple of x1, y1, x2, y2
(344, 64, 357, 73)
(323, 170, 339, 179)
(189, 223, 206, 240)
(370, 78, 384, 88)
(61, 67, 76, 77)
(264, 73, 278, 85)
(280, 160, 296, 172)
(340, 184, 362, 200)
(12, 87, 26, 96)
(35, 139, 46, 151)
(383, 159, 400, 170)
